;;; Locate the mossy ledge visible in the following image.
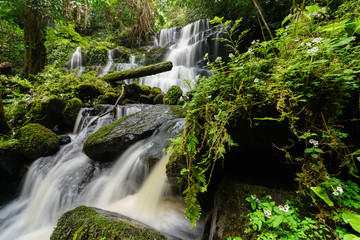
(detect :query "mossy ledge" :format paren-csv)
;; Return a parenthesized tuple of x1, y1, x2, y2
(50, 205, 167, 240)
(101, 61, 173, 84)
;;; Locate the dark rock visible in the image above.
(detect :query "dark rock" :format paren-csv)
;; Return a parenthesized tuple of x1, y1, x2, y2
(139, 84, 151, 95)
(0, 62, 12, 75)
(50, 206, 167, 240)
(93, 104, 112, 116)
(83, 105, 186, 161)
(164, 86, 183, 105)
(29, 95, 66, 132)
(58, 134, 71, 145)
(139, 94, 152, 104)
(16, 123, 60, 161)
(124, 81, 141, 101)
(153, 94, 164, 104)
(63, 98, 83, 129)
(76, 83, 102, 101)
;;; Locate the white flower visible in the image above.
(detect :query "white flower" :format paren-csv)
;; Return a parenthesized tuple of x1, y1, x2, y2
(203, 53, 209, 60)
(333, 191, 339, 196)
(195, 75, 200, 81)
(306, 42, 312, 47)
(278, 205, 285, 211)
(251, 195, 256, 200)
(247, 48, 254, 54)
(357, 156, 360, 162)
(312, 11, 319, 16)
(264, 210, 272, 218)
(284, 204, 290, 212)
(307, 46, 319, 56)
(312, 37, 322, 43)
(254, 78, 259, 83)
(337, 186, 344, 194)
(309, 139, 319, 146)
(207, 95, 212, 99)
(215, 56, 222, 62)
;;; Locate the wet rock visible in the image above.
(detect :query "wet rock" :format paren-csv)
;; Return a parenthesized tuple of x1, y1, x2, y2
(50, 206, 167, 240)
(97, 91, 118, 104)
(83, 105, 186, 161)
(29, 95, 66, 132)
(153, 94, 164, 104)
(164, 85, 183, 105)
(63, 98, 83, 129)
(16, 123, 60, 161)
(58, 134, 71, 145)
(76, 83, 102, 101)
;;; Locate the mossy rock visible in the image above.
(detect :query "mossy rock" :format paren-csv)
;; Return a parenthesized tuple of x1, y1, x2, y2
(0, 139, 23, 176)
(166, 149, 187, 192)
(150, 86, 163, 96)
(97, 92, 118, 104)
(139, 94, 152, 104)
(164, 86, 183, 105)
(63, 98, 83, 128)
(76, 83, 102, 101)
(16, 123, 60, 161)
(112, 47, 131, 62)
(83, 105, 185, 161)
(139, 84, 151, 95)
(124, 82, 141, 102)
(153, 94, 164, 104)
(50, 205, 166, 240)
(29, 95, 66, 131)
(83, 46, 109, 66)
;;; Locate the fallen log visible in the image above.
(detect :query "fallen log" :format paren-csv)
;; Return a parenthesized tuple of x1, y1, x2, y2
(101, 61, 173, 84)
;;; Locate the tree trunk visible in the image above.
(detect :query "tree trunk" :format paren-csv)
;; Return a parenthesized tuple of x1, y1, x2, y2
(20, 0, 47, 80)
(0, 87, 11, 135)
(101, 61, 173, 84)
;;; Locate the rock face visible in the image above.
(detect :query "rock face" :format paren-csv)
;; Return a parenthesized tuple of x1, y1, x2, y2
(50, 205, 167, 240)
(83, 105, 185, 161)
(16, 123, 60, 161)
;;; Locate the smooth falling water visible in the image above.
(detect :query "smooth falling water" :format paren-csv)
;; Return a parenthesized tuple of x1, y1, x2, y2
(70, 46, 84, 75)
(159, 27, 177, 47)
(0, 106, 203, 240)
(98, 49, 115, 77)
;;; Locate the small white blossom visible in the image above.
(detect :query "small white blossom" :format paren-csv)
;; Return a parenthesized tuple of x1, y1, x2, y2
(357, 156, 360, 162)
(203, 53, 209, 60)
(312, 37, 322, 43)
(306, 42, 312, 47)
(254, 78, 259, 83)
(251, 195, 256, 200)
(307, 46, 319, 56)
(229, 53, 234, 58)
(247, 48, 254, 54)
(264, 210, 272, 218)
(278, 205, 285, 212)
(207, 95, 212, 99)
(215, 56, 222, 62)
(337, 186, 344, 195)
(284, 204, 290, 212)
(312, 11, 319, 16)
(333, 191, 339, 196)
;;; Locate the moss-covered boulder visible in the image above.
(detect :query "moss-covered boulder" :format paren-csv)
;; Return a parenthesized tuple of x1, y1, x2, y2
(83, 105, 185, 161)
(50, 206, 166, 240)
(16, 123, 60, 161)
(153, 94, 164, 104)
(29, 95, 66, 132)
(166, 149, 187, 192)
(124, 82, 141, 101)
(63, 98, 83, 128)
(112, 47, 131, 63)
(164, 86, 183, 105)
(76, 83, 102, 101)
(97, 92, 118, 104)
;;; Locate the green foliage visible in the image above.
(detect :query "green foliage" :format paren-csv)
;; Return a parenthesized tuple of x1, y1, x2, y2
(245, 195, 332, 239)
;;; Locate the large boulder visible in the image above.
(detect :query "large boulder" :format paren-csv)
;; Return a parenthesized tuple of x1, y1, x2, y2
(75, 83, 103, 101)
(83, 105, 185, 161)
(29, 95, 66, 132)
(50, 206, 167, 240)
(164, 85, 183, 105)
(63, 98, 83, 129)
(16, 123, 60, 161)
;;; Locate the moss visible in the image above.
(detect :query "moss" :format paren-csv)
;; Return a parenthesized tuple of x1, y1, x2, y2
(97, 92, 118, 104)
(16, 123, 60, 161)
(0, 139, 22, 160)
(139, 85, 151, 95)
(76, 83, 103, 101)
(50, 206, 166, 240)
(153, 94, 164, 104)
(163, 86, 183, 105)
(63, 98, 83, 127)
(112, 46, 131, 63)
(150, 87, 163, 96)
(124, 82, 140, 101)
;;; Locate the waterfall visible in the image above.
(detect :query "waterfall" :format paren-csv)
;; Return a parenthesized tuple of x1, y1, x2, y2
(70, 47, 84, 75)
(127, 19, 214, 93)
(0, 106, 203, 240)
(98, 49, 115, 77)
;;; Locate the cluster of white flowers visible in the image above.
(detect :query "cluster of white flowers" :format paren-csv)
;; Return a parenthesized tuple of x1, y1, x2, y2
(307, 11, 324, 19)
(332, 186, 344, 196)
(251, 39, 260, 45)
(278, 204, 290, 212)
(254, 78, 259, 83)
(203, 53, 209, 60)
(306, 42, 312, 47)
(264, 210, 272, 218)
(312, 37, 322, 43)
(215, 56, 222, 62)
(229, 53, 234, 58)
(247, 48, 254, 55)
(307, 46, 319, 55)
(309, 139, 319, 146)
(70, 0, 81, 7)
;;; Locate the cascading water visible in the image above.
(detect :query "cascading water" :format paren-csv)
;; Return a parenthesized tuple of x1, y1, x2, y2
(0, 105, 203, 240)
(127, 19, 217, 93)
(98, 49, 115, 77)
(70, 46, 84, 75)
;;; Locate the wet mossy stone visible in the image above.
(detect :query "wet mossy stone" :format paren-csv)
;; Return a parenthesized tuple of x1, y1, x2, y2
(83, 105, 185, 161)
(164, 86, 183, 105)
(139, 84, 151, 95)
(124, 82, 141, 101)
(16, 123, 60, 161)
(76, 83, 102, 101)
(97, 92, 118, 104)
(63, 98, 83, 128)
(29, 95, 66, 131)
(166, 149, 187, 192)
(50, 206, 166, 240)
(0, 139, 23, 177)
(150, 86, 163, 96)
(153, 94, 164, 104)
(58, 134, 71, 145)
(112, 46, 130, 62)
(139, 94, 152, 104)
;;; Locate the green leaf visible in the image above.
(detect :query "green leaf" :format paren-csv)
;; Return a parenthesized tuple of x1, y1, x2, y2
(343, 211, 360, 233)
(344, 234, 360, 240)
(273, 215, 285, 228)
(304, 148, 314, 153)
(310, 186, 334, 207)
(314, 148, 324, 153)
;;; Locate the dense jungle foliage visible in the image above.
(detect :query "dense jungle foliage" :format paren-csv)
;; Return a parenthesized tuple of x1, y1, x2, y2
(1, 0, 360, 239)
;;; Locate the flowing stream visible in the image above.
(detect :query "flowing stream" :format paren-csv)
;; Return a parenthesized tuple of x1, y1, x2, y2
(0, 105, 203, 240)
